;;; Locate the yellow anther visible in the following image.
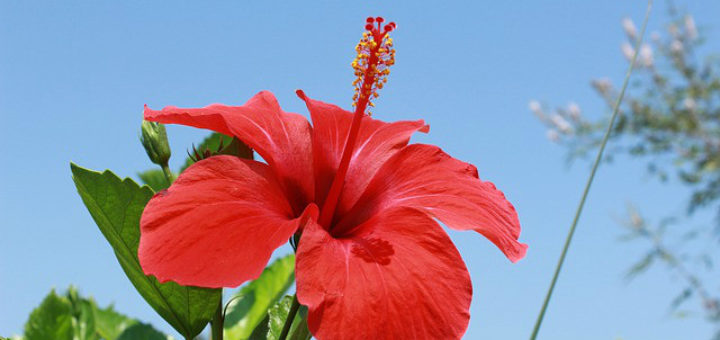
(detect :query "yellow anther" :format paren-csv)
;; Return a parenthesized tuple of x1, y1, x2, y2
(350, 20, 396, 110)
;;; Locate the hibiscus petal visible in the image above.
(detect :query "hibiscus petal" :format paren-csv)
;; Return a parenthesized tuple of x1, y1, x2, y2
(296, 207, 472, 340)
(340, 144, 527, 262)
(139, 155, 316, 288)
(296, 90, 428, 214)
(144, 91, 314, 211)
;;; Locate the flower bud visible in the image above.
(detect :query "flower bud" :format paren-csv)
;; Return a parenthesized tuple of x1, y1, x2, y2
(591, 78, 612, 94)
(528, 100, 545, 119)
(650, 31, 661, 42)
(567, 102, 581, 121)
(140, 120, 172, 166)
(546, 129, 560, 142)
(685, 15, 697, 41)
(621, 17, 637, 41)
(683, 97, 697, 111)
(628, 209, 644, 229)
(621, 42, 635, 62)
(670, 40, 683, 54)
(639, 44, 653, 68)
(550, 114, 572, 134)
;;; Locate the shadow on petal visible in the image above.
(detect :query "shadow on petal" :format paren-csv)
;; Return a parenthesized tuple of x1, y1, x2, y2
(351, 237, 394, 265)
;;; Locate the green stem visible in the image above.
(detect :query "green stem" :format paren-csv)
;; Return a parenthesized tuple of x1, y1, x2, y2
(211, 299, 224, 340)
(528, 1, 653, 339)
(279, 294, 300, 340)
(161, 163, 175, 185)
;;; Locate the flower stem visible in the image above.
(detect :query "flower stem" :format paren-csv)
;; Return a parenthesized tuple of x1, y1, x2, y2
(528, 1, 653, 339)
(279, 294, 300, 340)
(161, 163, 175, 185)
(211, 299, 224, 340)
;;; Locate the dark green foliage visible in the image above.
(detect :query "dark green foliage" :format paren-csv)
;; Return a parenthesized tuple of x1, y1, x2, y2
(266, 296, 310, 340)
(71, 164, 221, 339)
(137, 169, 170, 192)
(224, 255, 296, 339)
(21, 287, 169, 340)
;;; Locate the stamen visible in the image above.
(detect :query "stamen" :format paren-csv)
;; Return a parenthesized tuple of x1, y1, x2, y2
(317, 18, 397, 229)
(351, 18, 396, 115)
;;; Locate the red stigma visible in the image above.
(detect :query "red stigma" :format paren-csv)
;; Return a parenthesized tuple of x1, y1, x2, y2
(363, 17, 396, 42)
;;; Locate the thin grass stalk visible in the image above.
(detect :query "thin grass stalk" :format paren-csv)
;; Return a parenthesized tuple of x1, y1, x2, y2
(529, 1, 653, 339)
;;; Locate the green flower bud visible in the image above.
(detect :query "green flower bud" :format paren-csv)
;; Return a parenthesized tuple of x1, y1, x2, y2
(140, 120, 171, 166)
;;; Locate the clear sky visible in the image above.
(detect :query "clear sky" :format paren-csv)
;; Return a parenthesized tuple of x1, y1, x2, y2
(2, 1, 719, 339)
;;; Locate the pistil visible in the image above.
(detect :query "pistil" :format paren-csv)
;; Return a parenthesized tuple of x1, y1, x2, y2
(318, 17, 396, 229)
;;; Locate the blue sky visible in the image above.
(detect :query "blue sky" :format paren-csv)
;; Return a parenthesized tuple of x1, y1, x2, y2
(2, 1, 719, 339)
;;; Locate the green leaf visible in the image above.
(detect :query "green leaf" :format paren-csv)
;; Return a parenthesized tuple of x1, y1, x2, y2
(267, 296, 295, 340)
(218, 137, 253, 160)
(22, 288, 171, 340)
(290, 321, 311, 340)
(224, 255, 295, 339)
(71, 163, 221, 339)
(246, 314, 270, 340)
(137, 169, 170, 192)
(266, 296, 310, 340)
(288, 315, 311, 340)
(23, 287, 102, 340)
(670, 287, 693, 310)
(24, 290, 74, 340)
(116, 323, 172, 340)
(65, 287, 99, 340)
(93, 304, 138, 340)
(625, 251, 656, 280)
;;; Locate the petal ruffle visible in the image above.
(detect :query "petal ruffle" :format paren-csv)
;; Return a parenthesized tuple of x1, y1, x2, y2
(296, 90, 428, 215)
(144, 91, 314, 211)
(296, 207, 472, 340)
(139, 155, 315, 288)
(339, 144, 527, 262)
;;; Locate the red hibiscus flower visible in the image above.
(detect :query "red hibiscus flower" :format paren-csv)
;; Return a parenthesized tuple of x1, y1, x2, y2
(139, 17, 526, 339)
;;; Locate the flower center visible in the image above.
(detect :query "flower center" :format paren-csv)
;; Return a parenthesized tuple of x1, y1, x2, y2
(317, 17, 396, 229)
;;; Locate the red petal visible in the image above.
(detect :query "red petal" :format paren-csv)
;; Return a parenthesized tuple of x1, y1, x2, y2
(296, 207, 471, 340)
(144, 91, 314, 211)
(139, 155, 317, 288)
(296, 90, 428, 212)
(340, 144, 527, 262)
